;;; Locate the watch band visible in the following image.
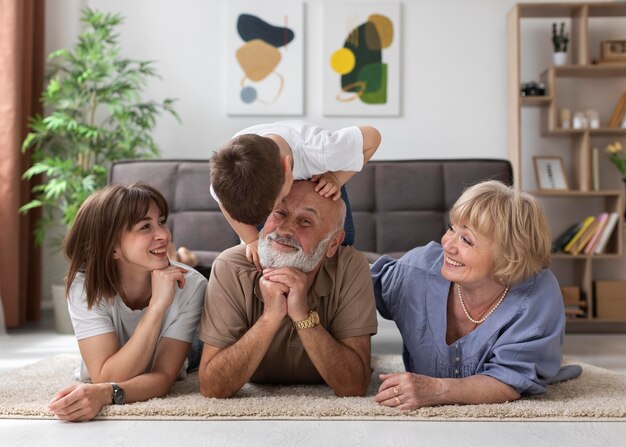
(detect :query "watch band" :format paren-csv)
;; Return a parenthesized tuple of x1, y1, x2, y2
(292, 310, 320, 330)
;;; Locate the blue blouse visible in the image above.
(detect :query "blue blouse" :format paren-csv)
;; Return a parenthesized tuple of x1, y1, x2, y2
(372, 242, 576, 395)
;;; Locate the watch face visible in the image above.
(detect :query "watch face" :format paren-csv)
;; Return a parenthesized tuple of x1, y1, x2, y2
(112, 384, 126, 405)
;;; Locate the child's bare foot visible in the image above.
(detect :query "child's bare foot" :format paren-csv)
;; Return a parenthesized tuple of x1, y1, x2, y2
(177, 246, 198, 267)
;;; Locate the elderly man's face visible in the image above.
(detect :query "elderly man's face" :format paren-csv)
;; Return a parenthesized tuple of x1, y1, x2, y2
(258, 181, 343, 272)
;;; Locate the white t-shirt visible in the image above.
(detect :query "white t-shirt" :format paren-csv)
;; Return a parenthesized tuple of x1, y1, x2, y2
(67, 261, 207, 381)
(210, 121, 364, 202)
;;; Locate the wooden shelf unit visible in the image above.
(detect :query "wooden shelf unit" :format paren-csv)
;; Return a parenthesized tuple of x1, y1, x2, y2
(507, 2, 626, 331)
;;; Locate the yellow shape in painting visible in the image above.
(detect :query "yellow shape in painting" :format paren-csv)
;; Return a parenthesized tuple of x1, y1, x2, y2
(368, 14, 394, 49)
(330, 48, 356, 75)
(236, 39, 281, 82)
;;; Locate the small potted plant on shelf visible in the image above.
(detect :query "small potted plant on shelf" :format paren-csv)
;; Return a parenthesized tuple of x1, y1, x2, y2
(552, 22, 569, 66)
(21, 8, 178, 333)
(606, 140, 626, 179)
(605, 140, 626, 217)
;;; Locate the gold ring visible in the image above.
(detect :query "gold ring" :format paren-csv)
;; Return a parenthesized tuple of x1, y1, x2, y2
(395, 396, 401, 405)
(393, 387, 399, 395)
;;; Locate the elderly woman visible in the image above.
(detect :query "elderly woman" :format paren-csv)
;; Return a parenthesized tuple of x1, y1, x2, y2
(372, 180, 581, 410)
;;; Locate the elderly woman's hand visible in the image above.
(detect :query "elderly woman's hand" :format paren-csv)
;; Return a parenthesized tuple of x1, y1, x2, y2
(375, 372, 443, 410)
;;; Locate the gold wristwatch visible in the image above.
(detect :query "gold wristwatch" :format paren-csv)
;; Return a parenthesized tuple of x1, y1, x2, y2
(292, 310, 320, 330)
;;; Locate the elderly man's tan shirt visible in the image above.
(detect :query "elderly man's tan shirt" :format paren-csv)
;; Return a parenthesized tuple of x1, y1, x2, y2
(199, 245, 377, 384)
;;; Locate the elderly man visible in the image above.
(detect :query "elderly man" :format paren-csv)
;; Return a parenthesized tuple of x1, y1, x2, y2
(198, 180, 377, 398)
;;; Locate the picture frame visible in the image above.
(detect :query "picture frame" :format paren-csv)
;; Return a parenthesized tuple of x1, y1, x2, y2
(225, 1, 304, 116)
(600, 39, 626, 62)
(533, 156, 569, 190)
(322, 1, 401, 116)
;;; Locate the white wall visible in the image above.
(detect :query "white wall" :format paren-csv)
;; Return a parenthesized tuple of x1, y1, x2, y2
(41, 0, 622, 302)
(45, 0, 525, 161)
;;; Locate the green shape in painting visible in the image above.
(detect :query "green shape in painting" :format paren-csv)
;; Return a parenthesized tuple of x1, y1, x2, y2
(358, 63, 387, 104)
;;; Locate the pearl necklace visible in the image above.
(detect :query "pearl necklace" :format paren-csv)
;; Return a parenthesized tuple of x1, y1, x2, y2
(456, 283, 510, 324)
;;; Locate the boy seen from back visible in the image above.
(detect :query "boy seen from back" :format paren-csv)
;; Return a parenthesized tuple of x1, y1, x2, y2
(210, 121, 381, 270)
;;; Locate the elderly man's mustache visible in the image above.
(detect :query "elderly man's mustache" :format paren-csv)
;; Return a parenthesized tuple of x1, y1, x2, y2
(266, 232, 302, 251)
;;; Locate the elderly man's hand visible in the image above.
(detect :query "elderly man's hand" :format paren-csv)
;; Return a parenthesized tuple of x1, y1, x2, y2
(262, 267, 309, 321)
(259, 275, 288, 322)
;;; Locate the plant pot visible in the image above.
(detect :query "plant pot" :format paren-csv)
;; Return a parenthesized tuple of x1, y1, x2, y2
(51, 284, 73, 334)
(553, 52, 567, 66)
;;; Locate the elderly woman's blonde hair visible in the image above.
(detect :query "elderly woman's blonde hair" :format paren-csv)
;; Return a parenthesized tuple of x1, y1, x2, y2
(449, 180, 551, 285)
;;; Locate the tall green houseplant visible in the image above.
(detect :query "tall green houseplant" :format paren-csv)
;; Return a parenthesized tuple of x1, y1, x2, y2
(21, 8, 178, 245)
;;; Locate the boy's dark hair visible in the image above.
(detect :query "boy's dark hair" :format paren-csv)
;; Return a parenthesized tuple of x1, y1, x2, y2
(64, 182, 169, 309)
(210, 134, 285, 225)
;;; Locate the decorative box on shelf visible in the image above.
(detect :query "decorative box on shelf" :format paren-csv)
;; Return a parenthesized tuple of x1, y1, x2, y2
(561, 286, 586, 318)
(594, 281, 626, 319)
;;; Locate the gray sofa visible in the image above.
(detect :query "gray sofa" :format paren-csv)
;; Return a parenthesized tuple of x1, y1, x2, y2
(109, 159, 512, 276)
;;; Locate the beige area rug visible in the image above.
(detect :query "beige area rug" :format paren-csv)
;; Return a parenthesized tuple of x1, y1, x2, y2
(1, 355, 624, 421)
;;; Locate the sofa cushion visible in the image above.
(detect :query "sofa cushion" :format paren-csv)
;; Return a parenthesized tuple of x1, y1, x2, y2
(109, 158, 513, 275)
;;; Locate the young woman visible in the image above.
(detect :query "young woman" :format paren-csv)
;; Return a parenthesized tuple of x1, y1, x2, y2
(48, 183, 207, 422)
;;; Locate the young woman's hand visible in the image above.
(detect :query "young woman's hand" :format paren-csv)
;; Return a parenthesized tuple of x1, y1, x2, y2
(311, 173, 341, 201)
(150, 266, 188, 313)
(48, 383, 111, 422)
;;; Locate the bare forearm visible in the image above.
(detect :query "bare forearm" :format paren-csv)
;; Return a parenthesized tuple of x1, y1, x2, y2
(97, 308, 165, 382)
(328, 170, 355, 187)
(88, 371, 177, 409)
(435, 374, 521, 406)
(298, 330, 370, 396)
(200, 315, 282, 398)
(359, 125, 381, 164)
(118, 371, 177, 403)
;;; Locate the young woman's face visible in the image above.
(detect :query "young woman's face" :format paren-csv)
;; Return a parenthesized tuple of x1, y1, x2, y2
(440, 221, 496, 290)
(113, 201, 171, 274)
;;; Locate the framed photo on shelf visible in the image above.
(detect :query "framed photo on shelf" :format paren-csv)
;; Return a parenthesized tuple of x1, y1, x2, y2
(533, 156, 569, 190)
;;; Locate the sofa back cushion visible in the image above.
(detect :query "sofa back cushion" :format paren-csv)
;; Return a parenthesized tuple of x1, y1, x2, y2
(109, 158, 512, 264)
(346, 159, 513, 258)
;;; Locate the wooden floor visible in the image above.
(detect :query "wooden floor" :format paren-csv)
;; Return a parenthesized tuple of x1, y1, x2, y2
(1, 314, 625, 446)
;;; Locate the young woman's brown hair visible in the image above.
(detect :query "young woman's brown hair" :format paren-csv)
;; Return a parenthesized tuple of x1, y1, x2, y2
(64, 182, 168, 309)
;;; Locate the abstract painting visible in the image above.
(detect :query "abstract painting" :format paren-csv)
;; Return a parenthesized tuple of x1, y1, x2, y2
(226, 1, 304, 115)
(322, 2, 401, 116)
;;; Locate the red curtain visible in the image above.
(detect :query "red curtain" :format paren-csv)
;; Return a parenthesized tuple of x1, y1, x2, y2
(0, 0, 45, 328)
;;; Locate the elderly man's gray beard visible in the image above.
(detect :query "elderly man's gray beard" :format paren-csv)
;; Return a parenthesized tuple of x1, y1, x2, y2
(258, 230, 335, 272)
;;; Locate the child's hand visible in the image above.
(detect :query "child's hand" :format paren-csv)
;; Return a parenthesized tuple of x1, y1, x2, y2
(246, 239, 262, 272)
(311, 173, 341, 201)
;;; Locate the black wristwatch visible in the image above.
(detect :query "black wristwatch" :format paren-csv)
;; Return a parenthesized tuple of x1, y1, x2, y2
(110, 383, 126, 405)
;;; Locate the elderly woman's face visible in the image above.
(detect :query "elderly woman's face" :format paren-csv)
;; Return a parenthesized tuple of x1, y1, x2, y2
(440, 221, 496, 289)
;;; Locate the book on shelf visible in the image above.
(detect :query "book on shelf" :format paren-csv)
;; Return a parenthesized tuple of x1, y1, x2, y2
(609, 91, 626, 128)
(563, 216, 595, 253)
(567, 218, 600, 255)
(583, 212, 609, 255)
(594, 212, 620, 254)
(552, 222, 583, 253)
